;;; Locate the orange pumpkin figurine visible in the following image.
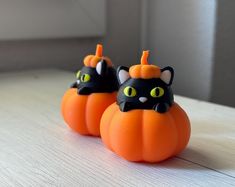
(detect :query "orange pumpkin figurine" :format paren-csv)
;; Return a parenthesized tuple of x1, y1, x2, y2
(100, 50, 191, 162)
(61, 44, 118, 136)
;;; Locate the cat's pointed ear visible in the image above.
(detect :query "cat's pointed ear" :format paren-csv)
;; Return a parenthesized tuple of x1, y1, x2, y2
(160, 66, 174, 85)
(117, 66, 130, 85)
(96, 59, 108, 76)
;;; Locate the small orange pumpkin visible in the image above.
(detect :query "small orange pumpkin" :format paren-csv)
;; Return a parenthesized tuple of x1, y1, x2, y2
(83, 45, 112, 68)
(100, 51, 190, 162)
(129, 50, 161, 79)
(61, 44, 118, 136)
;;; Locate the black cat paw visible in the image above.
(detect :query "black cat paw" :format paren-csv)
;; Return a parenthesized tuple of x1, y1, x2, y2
(154, 103, 169, 113)
(78, 87, 92, 95)
(119, 102, 131, 112)
(70, 82, 78, 88)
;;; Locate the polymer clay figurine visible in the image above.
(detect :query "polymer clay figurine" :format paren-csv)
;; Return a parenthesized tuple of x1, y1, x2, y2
(61, 44, 118, 136)
(70, 46, 118, 94)
(100, 51, 191, 162)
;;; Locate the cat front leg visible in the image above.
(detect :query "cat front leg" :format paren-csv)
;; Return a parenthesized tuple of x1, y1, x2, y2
(70, 82, 77, 88)
(119, 102, 132, 112)
(78, 87, 92, 95)
(153, 103, 170, 113)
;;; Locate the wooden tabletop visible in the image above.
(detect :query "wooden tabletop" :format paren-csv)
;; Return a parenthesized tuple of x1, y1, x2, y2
(0, 70, 234, 186)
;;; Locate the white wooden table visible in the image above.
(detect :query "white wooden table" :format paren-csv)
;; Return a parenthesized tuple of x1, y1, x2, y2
(0, 70, 234, 186)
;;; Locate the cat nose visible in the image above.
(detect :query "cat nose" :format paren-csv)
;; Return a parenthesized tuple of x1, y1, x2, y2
(139, 97, 148, 103)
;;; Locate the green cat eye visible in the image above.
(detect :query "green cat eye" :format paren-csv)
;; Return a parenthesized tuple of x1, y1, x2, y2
(76, 70, 81, 79)
(123, 86, 137, 97)
(80, 74, 91, 82)
(150, 87, 164, 98)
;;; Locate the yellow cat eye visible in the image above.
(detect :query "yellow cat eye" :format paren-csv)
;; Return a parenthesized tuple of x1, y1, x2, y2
(150, 87, 164, 98)
(80, 74, 91, 82)
(76, 70, 81, 79)
(123, 86, 137, 97)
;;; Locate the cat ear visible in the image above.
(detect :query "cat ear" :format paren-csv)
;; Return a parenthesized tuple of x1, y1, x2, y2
(117, 66, 130, 85)
(96, 59, 108, 76)
(160, 66, 174, 85)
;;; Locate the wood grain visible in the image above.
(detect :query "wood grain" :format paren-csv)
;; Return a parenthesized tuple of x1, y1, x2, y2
(0, 70, 234, 186)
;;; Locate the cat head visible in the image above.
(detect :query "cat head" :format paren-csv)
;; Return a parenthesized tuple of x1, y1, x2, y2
(75, 44, 118, 95)
(117, 51, 174, 112)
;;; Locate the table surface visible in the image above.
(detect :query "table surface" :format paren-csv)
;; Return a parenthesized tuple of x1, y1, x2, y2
(0, 69, 234, 187)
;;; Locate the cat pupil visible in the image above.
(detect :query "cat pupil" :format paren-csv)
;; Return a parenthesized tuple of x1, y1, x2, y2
(155, 88, 159, 96)
(81, 75, 85, 81)
(128, 88, 132, 96)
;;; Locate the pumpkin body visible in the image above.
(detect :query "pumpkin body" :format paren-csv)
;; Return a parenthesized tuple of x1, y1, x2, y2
(100, 102, 190, 162)
(62, 88, 117, 136)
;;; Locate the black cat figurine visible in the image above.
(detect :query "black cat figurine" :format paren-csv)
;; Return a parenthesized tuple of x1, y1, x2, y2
(71, 44, 118, 95)
(116, 51, 174, 113)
